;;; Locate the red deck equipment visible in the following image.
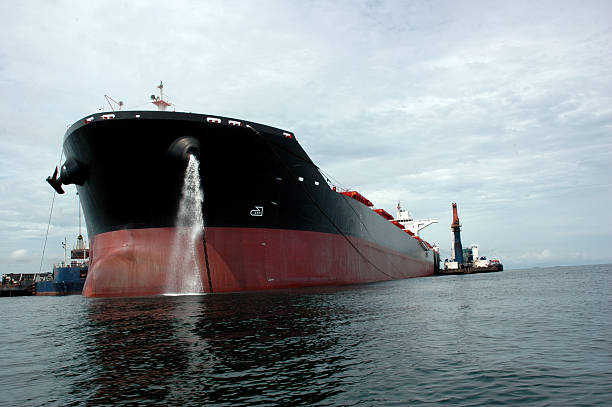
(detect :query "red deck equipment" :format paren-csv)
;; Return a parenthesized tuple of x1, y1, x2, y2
(373, 208, 394, 220)
(340, 191, 373, 207)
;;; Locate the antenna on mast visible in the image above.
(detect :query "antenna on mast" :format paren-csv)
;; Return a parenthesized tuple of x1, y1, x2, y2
(150, 81, 173, 111)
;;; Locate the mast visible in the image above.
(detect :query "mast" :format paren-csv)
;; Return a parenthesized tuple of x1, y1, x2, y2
(72, 192, 89, 263)
(77, 191, 81, 237)
(62, 238, 67, 266)
(77, 191, 83, 258)
(151, 81, 172, 111)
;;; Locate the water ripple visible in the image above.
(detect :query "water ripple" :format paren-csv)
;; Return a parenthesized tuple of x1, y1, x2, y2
(0, 265, 611, 406)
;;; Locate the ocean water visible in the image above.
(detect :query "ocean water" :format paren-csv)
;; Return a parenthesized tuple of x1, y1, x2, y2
(1, 264, 611, 406)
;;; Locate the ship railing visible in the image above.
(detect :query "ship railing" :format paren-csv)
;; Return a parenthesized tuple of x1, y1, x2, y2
(318, 168, 349, 192)
(418, 240, 430, 251)
(54, 260, 88, 268)
(331, 185, 350, 193)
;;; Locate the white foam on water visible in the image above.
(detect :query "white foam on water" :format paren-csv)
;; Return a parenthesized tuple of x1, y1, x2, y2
(166, 154, 205, 294)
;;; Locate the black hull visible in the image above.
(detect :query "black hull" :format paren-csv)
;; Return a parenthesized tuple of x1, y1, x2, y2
(57, 111, 435, 296)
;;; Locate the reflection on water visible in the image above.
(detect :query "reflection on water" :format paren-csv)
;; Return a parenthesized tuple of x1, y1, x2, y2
(2, 265, 611, 406)
(84, 298, 190, 405)
(82, 289, 355, 406)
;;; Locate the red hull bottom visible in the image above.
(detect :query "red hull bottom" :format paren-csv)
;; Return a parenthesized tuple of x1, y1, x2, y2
(83, 227, 434, 297)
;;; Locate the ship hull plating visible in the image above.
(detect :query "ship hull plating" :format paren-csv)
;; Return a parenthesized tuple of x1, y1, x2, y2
(62, 111, 435, 297)
(84, 227, 433, 297)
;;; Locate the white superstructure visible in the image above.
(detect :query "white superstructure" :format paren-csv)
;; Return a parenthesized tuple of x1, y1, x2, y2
(395, 201, 438, 237)
(472, 245, 489, 268)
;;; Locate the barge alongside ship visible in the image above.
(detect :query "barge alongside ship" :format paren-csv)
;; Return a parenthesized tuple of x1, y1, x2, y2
(441, 203, 503, 275)
(47, 86, 439, 297)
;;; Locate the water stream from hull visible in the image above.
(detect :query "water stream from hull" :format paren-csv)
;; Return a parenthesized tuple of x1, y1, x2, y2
(166, 154, 205, 295)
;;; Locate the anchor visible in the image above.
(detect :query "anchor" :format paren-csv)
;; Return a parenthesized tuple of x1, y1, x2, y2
(46, 159, 88, 194)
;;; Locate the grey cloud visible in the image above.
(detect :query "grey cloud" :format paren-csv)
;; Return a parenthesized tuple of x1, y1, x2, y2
(1, 0, 611, 274)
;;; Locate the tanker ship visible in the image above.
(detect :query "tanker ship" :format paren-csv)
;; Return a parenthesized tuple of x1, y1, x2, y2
(46, 84, 439, 297)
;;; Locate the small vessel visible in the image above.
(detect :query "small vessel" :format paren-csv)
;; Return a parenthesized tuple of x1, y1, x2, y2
(442, 203, 503, 274)
(36, 235, 89, 296)
(476, 256, 503, 272)
(0, 274, 36, 297)
(46, 83, 440, 297)
(444, 244, 504, 273)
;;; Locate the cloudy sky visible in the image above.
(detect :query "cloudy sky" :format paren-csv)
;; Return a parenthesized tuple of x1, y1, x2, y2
(1, 0, 611, 274)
